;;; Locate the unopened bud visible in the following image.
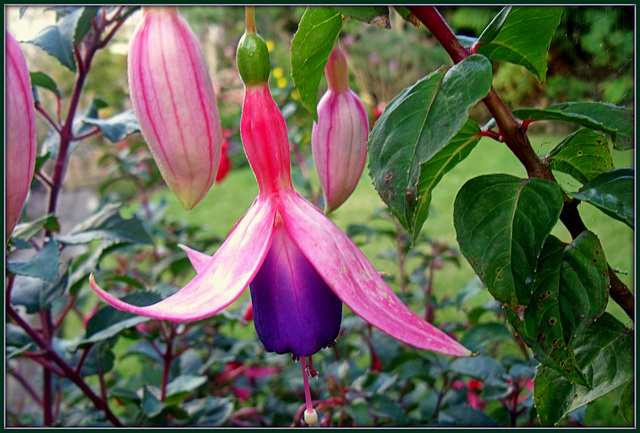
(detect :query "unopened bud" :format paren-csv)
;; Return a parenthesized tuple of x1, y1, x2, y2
(6, 31, 37, 239)
(128, 7, 222, 210)
(312, 45, 369, 213)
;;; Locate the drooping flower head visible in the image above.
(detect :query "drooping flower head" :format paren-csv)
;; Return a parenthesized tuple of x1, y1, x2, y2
(90, 9, 470, 426)
(128, 6, 222, 210)
(6, 31, 37, 240)
(312, 44, 369, 213)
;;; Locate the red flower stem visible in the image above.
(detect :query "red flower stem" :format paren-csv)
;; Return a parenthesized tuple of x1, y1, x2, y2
(35, 103, 62, 132)
(7, 305, 123, 426)
(407, 5, 634, 321)
(245, 6, 256, 33)
(40, 309, 54, 425)
(54, 295, 77, 329)
(301, 357, 314, 414)
(71, 126, 101, 142)
(74, 344, 94, 375)
(22, 353, 66, 377)
(35, 171, 55, 189)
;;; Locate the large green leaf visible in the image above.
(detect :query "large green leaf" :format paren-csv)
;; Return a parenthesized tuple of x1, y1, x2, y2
(453, 174, 564, 307)
(514, 102, 633, 150)
(58, 203, 153, 245)
(521, 232, 609, 386)
(413, 120, 482, 239)
(7, 238, 60, 283)
(330, 6, 389, 27)
(547, 129, 615, 184)
(533, 313, 633, 425)
(568, 167, 634, 229)
(369, 55, 492, 239)
(477, 6, 562, 83)
(291, 7, 343, 121)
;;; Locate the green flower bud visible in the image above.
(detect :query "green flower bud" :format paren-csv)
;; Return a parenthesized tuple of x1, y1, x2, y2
(237, 31, 271, 85)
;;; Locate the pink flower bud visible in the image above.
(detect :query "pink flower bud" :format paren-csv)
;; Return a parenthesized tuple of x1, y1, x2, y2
(6, 31, 37, 239)
(128, 7, 222, 210)
(312, 45, 369, 213)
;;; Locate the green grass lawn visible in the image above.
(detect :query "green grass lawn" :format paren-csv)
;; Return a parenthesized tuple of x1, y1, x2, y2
(153, 134, 634, 324)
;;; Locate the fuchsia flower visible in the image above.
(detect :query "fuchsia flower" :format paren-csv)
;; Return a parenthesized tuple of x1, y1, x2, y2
(128, 7, 222, 210)
(6, 31, 37, 240)
(312, 45, 369, 213)
(91, 24, 469, 425)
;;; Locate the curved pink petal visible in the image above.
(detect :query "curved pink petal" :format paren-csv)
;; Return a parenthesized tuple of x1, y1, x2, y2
(280, 192, 471, 357)
(90, 197, 276, 321)
(179, 244, 212, 273)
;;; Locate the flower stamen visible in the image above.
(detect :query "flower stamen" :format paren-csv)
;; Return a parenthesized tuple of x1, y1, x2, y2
(301, 357, 318, 426)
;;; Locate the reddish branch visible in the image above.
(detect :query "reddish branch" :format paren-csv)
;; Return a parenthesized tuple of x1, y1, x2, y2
(406, 6, 634, 321)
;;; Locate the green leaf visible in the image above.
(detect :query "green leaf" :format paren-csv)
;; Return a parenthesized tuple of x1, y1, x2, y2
(291, 7, 343, 121)
(514, 102, 633, 150)
(25, 7, 92, 72)
(369, 394, 406, 424)
(68, 241, 128, 296)
(330, 6, 390, 28)
(30, 71, 63, 97)
(7, 324, 33, 348)
(79, 291, 162, 346)
(477, 6, 562, 83)
(453, 175, 564, 306)
(73, 7, 99, 44)
(521, 232, 609, 386)
(165, 375, 207, 401)
(80, 342, 115, 377)
(83, 110, 140, 142)
(449, 355, 507, 380)
(533, 313, 633, 425)
(547, 129, 615, 184)
(477, 6, 512, 44)
(413, 120, 482, 238)
(344, 400, 375, 427)
(58, 203, 153, 245)
(369, 55, 492, 239)
(181, 397, 233, 427)
(460, 323, 513, 352)
(568, 168, 634, 229)
(9, 267, 69, 313)
(7, 238, 60, 283)
(439, 404, 499, 426)
(141, 386, 165, 418)
(11, 215, 60, 245)
(619, 380, 634, 426)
